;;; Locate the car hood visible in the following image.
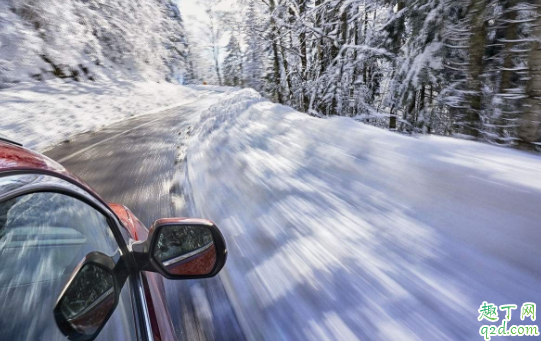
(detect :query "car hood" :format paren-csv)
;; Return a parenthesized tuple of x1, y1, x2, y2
(0, 141, 102, 200)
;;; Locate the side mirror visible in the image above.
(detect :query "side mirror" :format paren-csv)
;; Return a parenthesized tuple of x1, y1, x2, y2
(132, 218, 227, 279)
(53, 252, 125, 341)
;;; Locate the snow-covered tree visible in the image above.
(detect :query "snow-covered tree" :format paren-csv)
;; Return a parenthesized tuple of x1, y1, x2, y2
(224, 0, 540, 150)
(0, 0, 189, 85)
(519, 0, 541, 149)
(244, 0, 265, 92)
(223, 36, 244, 86)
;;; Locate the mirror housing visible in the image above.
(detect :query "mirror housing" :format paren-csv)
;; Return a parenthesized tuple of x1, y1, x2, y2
(132, 218, 227, 280)
(54, 252, 124, 341)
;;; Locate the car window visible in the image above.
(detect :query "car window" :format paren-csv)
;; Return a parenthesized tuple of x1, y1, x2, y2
(0, 192, 137, 341)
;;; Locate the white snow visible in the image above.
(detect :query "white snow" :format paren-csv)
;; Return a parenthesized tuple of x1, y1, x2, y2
(0, 80, 199, 151)
(185, 89, 541, 340)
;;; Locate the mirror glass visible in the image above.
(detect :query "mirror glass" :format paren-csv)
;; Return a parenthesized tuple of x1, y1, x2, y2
(153, 225, 216, 276)
(56, 263, 116, 337)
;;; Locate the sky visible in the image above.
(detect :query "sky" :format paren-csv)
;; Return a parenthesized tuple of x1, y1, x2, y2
(175, 0, 241, 81)
(176, 0, 238, 24)
(175, 0, 238, 46)
(175, 0, 207, 21)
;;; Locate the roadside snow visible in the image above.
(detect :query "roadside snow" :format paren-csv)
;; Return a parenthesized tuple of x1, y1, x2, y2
(0, 80, 198, 151)
(185, 89, 541, 340)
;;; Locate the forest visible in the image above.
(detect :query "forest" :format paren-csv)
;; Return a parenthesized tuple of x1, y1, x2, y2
(2, 0, 541, 151)
(188, 0, 541, 151)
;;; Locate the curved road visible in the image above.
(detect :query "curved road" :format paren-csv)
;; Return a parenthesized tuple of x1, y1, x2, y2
(45, 90, 245, 341)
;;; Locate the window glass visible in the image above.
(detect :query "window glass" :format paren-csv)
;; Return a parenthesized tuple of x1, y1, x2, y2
(0, 192, 137, 340)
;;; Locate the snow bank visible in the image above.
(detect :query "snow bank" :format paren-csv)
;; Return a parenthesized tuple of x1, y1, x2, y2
(188, 85, 241, 93)
(0, 80, 197, 151)
(185, 89, 541, 340)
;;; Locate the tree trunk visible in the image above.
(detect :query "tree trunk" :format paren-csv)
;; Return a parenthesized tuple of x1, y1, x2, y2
(407, 92, 416, 132)
(465, 0, 487, 139)
(361, 9, 369, 84)
(417, 83, 426, 129)
(497, 0, 519, 141)
(237, 40, 244, 86)
(272, 41, 283, 103)
(207, 9, 222, 86)
(392, 0, 405, 55)
(426, 83, 434, 133)
(269, 0, 284, 104)
(500, 0, 519, 93)
(299, 0, 309, 111)
(214, 55, 223, 86)
(282, 33, 294, 103)
(331, 5, 349, 116)
(518, 0, 541, 148)
(389, 104, 397, 129)
(387, 1, 404, 129)
(402, 91, 416, 132)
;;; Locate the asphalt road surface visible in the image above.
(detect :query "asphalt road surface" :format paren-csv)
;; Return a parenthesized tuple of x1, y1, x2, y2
(45, 91, 245, 341)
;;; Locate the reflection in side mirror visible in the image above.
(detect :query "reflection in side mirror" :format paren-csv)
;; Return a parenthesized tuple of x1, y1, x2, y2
(54, 252, 120, 341)
(153, 224, 216, 276)
(132, 218, 227, 280)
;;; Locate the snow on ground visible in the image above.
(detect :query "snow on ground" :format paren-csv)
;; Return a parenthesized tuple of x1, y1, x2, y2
(2, 81, 539, 340)
(0, 79, 199, 151)
(185, 89, 541, 340)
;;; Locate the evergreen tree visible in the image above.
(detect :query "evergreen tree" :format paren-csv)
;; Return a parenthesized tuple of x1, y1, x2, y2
(244, 0, 265, 92)
(223, 36, 244, 86)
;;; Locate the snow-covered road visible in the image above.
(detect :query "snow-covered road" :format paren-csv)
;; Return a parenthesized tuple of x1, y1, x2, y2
(43, 90, 245, 341)
(185, 89, 541, 340)
(0, 80, 207, 151)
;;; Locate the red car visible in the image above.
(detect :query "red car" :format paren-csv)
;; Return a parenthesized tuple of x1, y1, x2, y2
(0, 136, 227, 341)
